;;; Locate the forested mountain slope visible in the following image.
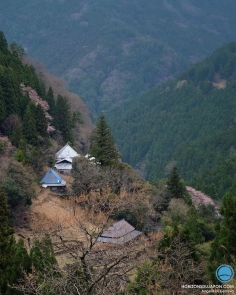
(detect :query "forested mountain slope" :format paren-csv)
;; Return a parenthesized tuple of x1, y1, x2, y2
(106, 41, 236, 198)
(0, 30, 91, 168)
(1, 0, 236, 113)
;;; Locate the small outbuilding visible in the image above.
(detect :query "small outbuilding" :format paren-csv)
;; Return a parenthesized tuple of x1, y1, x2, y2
(97, 219, 142, 244)
(40, 168, 66, 188)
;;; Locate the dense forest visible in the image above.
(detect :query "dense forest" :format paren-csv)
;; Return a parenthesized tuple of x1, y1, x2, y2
(1, 0, 236, 113)
(0, 31, 236, 294)
(107, 41, 236, 199)
(0, 31, 89, 207)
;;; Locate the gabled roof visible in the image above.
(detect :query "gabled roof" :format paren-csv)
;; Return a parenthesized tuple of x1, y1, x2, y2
(55, 157, 73, 164)
(56, 143, 79, 159)
(101, 219, 134, 238)
(40, 168, 66, 186)
(97, 230, 142, 244)
(97, 219, 142, 244)
(54, 162, 72, 170)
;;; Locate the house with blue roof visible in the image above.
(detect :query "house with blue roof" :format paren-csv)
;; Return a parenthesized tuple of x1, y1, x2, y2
(40, 168, 66, 188)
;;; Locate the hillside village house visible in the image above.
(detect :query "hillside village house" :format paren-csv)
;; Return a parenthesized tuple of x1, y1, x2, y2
(40, 168, 66, 189)
(54, 143, 80, 174)
(97, 219, 142, 244)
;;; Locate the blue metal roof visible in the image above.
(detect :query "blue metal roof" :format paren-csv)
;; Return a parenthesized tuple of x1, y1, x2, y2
(40, 168, 63, 184)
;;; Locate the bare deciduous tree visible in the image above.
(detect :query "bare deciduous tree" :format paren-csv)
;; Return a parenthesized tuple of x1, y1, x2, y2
(128, 235, 204, 295)
(14, 188, 153, 295)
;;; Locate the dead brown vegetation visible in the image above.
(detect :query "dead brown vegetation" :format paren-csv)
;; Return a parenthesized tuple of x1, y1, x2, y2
(14, 186, 157, 295)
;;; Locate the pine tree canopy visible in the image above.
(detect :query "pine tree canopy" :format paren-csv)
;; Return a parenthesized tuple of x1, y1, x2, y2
(89, 115, 120, 166)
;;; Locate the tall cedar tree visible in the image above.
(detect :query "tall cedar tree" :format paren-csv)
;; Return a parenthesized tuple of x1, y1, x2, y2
(46, 86, 56, 118)
(0, 187, 14, 293)
(35, 104, 48, 138)
(167, 166, 187, 200)
(56, 95, 73, 144)
(208, 192, 236, 281)
(89, 115, 120, 166)
(23, 102, 38, 145)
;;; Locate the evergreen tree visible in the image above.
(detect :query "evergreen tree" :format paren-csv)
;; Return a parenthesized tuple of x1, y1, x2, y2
(89, 115, 120, 166)
(0, 187, 14, 293)
(182, 206, 205, 245)
(0, 97, 6, 122)
(46, 86, 56, 118)
(35, 104, 48, 138)
(6, 239, 31, 295)
(167, 166, 188, 201)
(55, 95, 73, 143)
(0, 31, 8, 53)
(0, 67, 20, 116)
(209, 192, 236, 280)
(9, 42, 25, 59)
(30, 235, 57, 271)
(23, 102, 38, 145)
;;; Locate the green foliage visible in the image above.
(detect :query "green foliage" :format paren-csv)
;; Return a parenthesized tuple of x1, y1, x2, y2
(0, 191, 32, 294)
(30, 235, 57, 271)
(106, 41, 236, 198)
(0, 32, 76, 155)
(89, 115, 120, 166)
(0, 98, 7, 122)
(208, 191, 236, 280)
(23, 102, 38, 145)
(55, 95, 74, 144)
(128, 262, 159, 295)
(35, 104, 48, 138)
(167, 166, 188, 201)
(112, 200, 150, 232)
(6, 239, 31, 295)
(9, 42, 25, 59)
(159, 201, 214, 252)
(0, 33, 47, 148)
(0, 31, 8, 53)
(182, 206, 205, 245)
(0, 139, 7, 152)
(46, 86, 56, 118)
(0, 187, 14, 293)
(72, 110, 84, 126)
(72, 157, 139, 196)
(0, 191, 56, 294)
(150, 178, 171, 213)
(161, 198, 189, 227)
(1, 1, 236, 114)
(14, 149, 26, 164)
(1, 161, 35, 207)
(129, 235, 204, 294)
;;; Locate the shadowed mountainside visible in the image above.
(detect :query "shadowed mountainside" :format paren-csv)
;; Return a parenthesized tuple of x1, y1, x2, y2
(1, 0, 236, 113)
(106, 41, 236, 198)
